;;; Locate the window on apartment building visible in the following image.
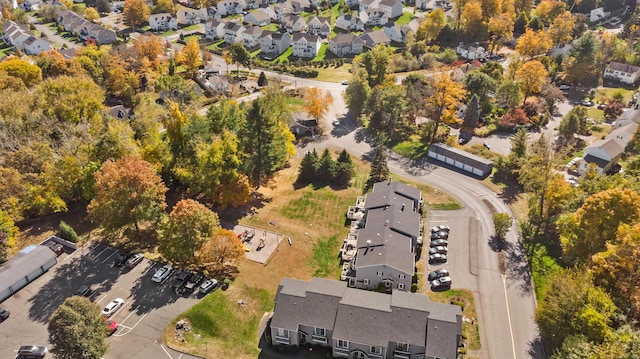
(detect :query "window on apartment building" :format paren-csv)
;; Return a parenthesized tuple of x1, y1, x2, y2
(363, 279, 369, 285)
(277, 328, 289, 338)
(399, 274, 405, 279)
(314, 327, 326, 336)
(398, 283, 405, 290)
(396, 342, 409, 352)
(337, 339, 349, 348)
(370, 346, 382, 355)
(377, 271, 383, 276)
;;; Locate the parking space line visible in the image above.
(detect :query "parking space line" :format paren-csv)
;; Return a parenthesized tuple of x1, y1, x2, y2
(96, 294, 108, 305)
(101, 249, 119, 264)
(113, 313, 148, 337)
(91, 245, 109, 259)
(141, 261, 157, 276)
(160, 345, 174, 359)
(117, 305, 139, 326)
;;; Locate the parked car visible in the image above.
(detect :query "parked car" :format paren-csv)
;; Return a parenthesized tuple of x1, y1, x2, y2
(428, 268, 450, 281)
(44, 242, 64, 256)
(580, 100, 594, 107)
(341, 80, 349, 85)
(199, 279, 219, 294)
(430, 238, 449, 247)
(429, 253, 447, 264)
(0, 307, 9, 322)
(114, 252, 130, 267)
(74, 285, 92, 297)
(152, 265, 173, 283)
(17, 345, 48, 358)
(558, 84, 570, 90)
(184, 273, 205, 292)
(332, 119, 340, 126)
(431, 231, 449, 239)
(431, 225, 450, 233)
(174, 270, 192, 283)
(597, 103, 606, 110)
(431, 276, 452, 289)
(101, 298, 124, 317)
(107, 320, 118, 335)
(429, 246, 448, 255)
(125, 253, 144, 268)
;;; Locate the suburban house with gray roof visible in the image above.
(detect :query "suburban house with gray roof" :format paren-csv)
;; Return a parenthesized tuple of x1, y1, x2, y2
(340, 181, 423, 292)
(148, 13, 178, 31)
(335, 14, 365, 31)
(359, 8, 389, 26)
(307, 16, 331, 37)
(604, 61, 640, 84)
(329, 33, 363, 57)
(243, 9, 272, 26)
(2, 21, 50, 55)
(359, 29, 391, 48)
(578, 119, 638, 175)
(260, 31, 291, 59)
(292, 33, 320, 58)
(270, 277, 462, 359)
(57, 10, 116, 44)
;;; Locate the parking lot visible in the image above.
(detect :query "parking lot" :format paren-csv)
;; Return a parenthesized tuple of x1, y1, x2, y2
(0, 242, 205, 359)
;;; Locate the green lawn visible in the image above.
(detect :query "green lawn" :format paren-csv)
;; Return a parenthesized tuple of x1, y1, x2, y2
(250, 48, 261, 58)
(272, 46, 293, 64)
(587, 107, 604, 122)
(206, 40, 225, 50)
(260, 23, 279, 32)
(314, 63, 352, 82)
(390, 135, 430, 160)
(395, 12, 414, 25)
(595, 87, 634, 103)
(181, 24, 201, 32)
(182, 34, 200, 43)
(311, 43, 328, 62)
(0, 46, 15, 58)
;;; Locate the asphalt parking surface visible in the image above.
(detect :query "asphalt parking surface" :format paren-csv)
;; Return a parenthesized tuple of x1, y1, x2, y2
(0, 242, 204, 359)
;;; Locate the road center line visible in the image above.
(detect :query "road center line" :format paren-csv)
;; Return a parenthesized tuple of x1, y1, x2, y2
(501, 274, 517, 359)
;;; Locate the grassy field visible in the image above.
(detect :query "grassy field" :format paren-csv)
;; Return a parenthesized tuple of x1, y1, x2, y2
(395, 12, 414, 25)
(206, 40, 225, 51)
(163, 151, 461, 358)
(595, 87, 634, 103)
(260, 23, 279, 32)
(428, 289, 481, 351)
(391, 135, 429, 160)
(314, 63, 352, 82)
(311, 43, 328, 62)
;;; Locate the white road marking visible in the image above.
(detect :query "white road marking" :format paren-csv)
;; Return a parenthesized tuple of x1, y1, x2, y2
(141, 261, 156, 275)
(96, 294, 108, 304)
(113, 312, 148, 337)
(101, 249, 119, 264)
(160, 344, 174, 359)
(117, 305, 139, 326)
(501, 274, 517, 359)
(92, 245, 109, 259)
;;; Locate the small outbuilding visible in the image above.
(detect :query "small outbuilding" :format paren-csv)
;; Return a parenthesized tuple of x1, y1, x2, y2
(428, 143, 493, 177)
(0, 245, 58, 302)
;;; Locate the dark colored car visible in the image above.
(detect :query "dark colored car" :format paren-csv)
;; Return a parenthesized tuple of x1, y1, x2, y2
(114, 252, 130, 267)
(428, 268, 450, 281)
(0, 307, 9, 322)
(430, 231, 449, 240)
(75, 285, 92, 297)
(184, 273, 204, 292)
(430, 238, 449, 247)
(17, 345, 48, 358)
(429, 253, 447, 264)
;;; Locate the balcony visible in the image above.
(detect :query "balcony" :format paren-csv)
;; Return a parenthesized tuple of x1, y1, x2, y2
(334, 347, 349, 357)
(274, 335, 290, 345)
(393, 350, 411, 359)
(311, 335, 328, 343)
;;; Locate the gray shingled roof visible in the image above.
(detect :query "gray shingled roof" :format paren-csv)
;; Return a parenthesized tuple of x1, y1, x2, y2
(354, 240, 414, 273)
(587, 138, 623, 159)
(583, 154, 612, 169)
(426, 317, 463, 358)
(607, 61, 640, 74)
(364, 204, 420, 238)
(372, 181, 421, 206)
(429, 143, 493, 170)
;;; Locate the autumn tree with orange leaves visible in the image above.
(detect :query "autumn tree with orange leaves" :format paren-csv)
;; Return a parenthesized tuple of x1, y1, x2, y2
(198, 228, 245, 273)
(304, 87, 333, 123)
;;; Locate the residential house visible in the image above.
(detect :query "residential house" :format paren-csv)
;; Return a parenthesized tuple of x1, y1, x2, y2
(383, 20, 418, 43)
(307, 16, 331, 37)
(204, 75, 230, 94)
(359, 0, 379, 11)
(245, 0, 259, 9)
(56, 10, 116, 44)
(604, 62, 640, 84)
(345, 0, 359, 6)
(291, 0, 310, 14)
(590, 7, 609, 22)
(205, 19, 226, 40)
(456, 42, 485, 60)
(243, 9, 272, 26)
(19, 0, 41, 11)
(260, 30, 291, 59)
(281, 14, 306, 33)
(273, 2, 293, 21)
(108, 105, 134, 120)
(270, 277, 463, 359)
(329, 33, 363, 57)
(292, 33, 320, 58)
(579, 138, 624, 174)
(223, 21, 246, 44)
(359, 8, 388, 26)
(335, 14, 364, 31)
(1, 0, 18, 9)
(359, 29, 390, 48)
(242, 26, 263, 48)
(416, 0, 450, 10)
(378, 0, 402, 19)
(149, 13, 178, 31)
(341, 181, 423, 291)
(198, 6, 222, 21)
(612, 109, 640, 128)
(177, 9, 201, 25)
(217, 0, 245, 16)
(2, 21, 51, 55)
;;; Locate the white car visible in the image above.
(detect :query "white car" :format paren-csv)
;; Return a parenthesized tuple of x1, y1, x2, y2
(152, 264, 173, 283)
(558, 84, 570, 90)
(431, 276, 452, 289)
(101, 298, 124, 317)
(341, 80, 349, 85)
(332, 119, 341, 126)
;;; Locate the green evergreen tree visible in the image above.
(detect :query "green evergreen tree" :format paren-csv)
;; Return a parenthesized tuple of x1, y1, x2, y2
(59, 221, 79, 243)
(257, 71, 268, 86)
(317, 149, 336, 184)
(365, 145, 390, 192)
(462, 94, 480, 130)
(297, 149, 319, 185)
(334, 149, 355, 187)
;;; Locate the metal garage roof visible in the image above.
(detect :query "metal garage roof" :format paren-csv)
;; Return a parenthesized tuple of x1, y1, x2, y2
(0, 245, 57, 302)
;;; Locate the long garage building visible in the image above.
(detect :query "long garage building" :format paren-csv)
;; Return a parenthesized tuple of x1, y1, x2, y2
(428, 143, 493, 178)
(0, 245, 57, 302)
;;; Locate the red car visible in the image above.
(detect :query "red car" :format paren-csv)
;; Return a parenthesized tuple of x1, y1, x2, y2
(108, 320, 118, 335)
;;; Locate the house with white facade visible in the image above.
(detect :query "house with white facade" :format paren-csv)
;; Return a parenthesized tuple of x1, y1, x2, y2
(198, 7, 222, 21)
(291, 0, 310, 14)
(217, 0, 245, 16)
(456, 42, 485, 60)
(416, 0, 450, 10)
(260, 31, 291, 59)
(223, 21, 246, 44)
(243, 9, 272, 26)
(281, 14, 306, 33)
(177, 9, 201, 25)
(307, 16, 331, 37)
(589, 7, 609, 22)
(359, 0, 379, 11)
(273, 1, 293, 20)
(205, 19, 226, 39)
(335, 14, 365, 31)
(383, 20, 418, 43)
(359, 29, 390, 48)
(270, 277, 463, 359)
(604, 62, 640, 84)
(242, 26, 263, 48)
(149, 13, 178, 31)
(292, 32, 320, 58)
(378, 0, 402, 19)
(359, 8, 388, 26)
(329, 33, 363, 57)
(2, 21, 50, 55)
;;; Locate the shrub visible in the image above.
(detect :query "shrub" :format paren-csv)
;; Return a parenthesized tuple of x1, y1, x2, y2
(59, 221, 78, 243)
(411, 283, 418, 293)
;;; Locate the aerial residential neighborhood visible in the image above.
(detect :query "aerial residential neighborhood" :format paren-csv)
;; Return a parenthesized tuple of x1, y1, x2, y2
(2, 0, 640, 357)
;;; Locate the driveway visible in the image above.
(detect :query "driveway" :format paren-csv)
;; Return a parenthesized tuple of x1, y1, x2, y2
(28, 16, 78, 49)
(0, 242, 202, 359)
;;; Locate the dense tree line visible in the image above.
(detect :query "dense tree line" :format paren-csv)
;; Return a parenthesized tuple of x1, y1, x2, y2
(297, 149, 355, 188)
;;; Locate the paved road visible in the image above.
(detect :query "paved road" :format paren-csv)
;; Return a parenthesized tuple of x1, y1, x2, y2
(0, 242, 202, 359)
(28, 16, 78, 50)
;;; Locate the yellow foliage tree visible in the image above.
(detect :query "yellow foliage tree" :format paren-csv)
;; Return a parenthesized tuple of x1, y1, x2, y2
(515, 29, 553, 60)
(176, 38, 202, 77)
(123, 0, 150, 29)
(198, 228, 245, 273)
(133, 34, 164, 70)
(549, 11, 575, 45)
(487, 13, 514, 52)
(425, 73, 467, 143)
(416, 8, 446, 42)
(460, 0, 483, 38)
(515, 60, 547, 105)
(85, 7, 99, 21)
(304, 87, 333, 122)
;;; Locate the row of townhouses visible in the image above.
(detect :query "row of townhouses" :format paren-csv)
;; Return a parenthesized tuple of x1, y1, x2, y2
(2, 21, 51, 55)
(57, 10, 117, 45)
(342, 181, 424, 291)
